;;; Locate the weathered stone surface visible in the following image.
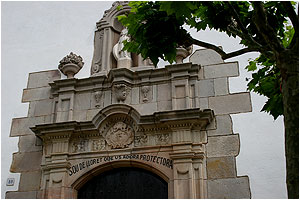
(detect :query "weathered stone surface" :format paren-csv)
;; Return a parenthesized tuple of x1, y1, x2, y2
(74, 92, 91, 111)
(207, 156, 236, 179)
(103, 90, 112, 107)
(206, 116, 216, 130)
(199, 97, 209, 109)
(174, 179, 190, 198)
(56, 111, 69, 122)
(86, 109, 101, 121)
(207, 176, 251, 199)
(10, 152, 42, 172)
(19, 171, 41, 191)
(190, 48, 224, 66)
(18, 135, 42, 152)
(157, 100, 172, 111)
(207, 134, 240, 157)
(214, 77, 229, 96)
(207, 115, 233, 136)
(208, 92, 252, 115)
(6, 191, 38, 199)
(27, 70, 61, 89)
(131, 87, 139, 104)
(10, 117, 45, 137)
(58, 98, 70, 112)
(152, 84, 157, 102)
(72, 110, 87, 121)
(22, 87, 51, 102)
(28, 99, 53, 117)
(174, 98, 186, 110)
(157, 83, 171, 101)
(204, 62, 239, 79)
(198, 79, 214, 97)
(134, 102, 157, 115)
(175, 85, 186, 98)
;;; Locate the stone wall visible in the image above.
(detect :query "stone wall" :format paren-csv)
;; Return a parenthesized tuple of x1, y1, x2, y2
(191, 49, 251, 198)
(7, 70, 61, 198)
(7, 49, 252, 198)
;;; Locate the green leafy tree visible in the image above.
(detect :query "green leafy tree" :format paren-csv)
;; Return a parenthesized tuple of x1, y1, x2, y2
(118, 1, 299, 198)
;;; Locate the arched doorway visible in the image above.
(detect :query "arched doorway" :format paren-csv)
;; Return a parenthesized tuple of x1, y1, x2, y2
(77, 167, 168, 199)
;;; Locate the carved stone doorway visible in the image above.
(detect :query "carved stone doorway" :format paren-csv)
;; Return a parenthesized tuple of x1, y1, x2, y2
(77, 167, 168, 199)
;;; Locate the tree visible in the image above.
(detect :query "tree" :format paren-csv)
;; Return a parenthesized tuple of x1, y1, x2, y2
(118, 1, 299, 198)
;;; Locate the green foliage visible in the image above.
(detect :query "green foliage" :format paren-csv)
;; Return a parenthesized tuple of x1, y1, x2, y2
(118, 1, 297, 120)
(245, 55, 283, 119)
(118, 1, 188, 65)
(245, 20, 294, 119)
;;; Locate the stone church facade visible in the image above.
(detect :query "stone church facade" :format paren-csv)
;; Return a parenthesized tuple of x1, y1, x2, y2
(6, 2, 252, 199)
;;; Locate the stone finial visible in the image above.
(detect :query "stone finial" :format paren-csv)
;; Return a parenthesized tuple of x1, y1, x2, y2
(176, 45, 193, 64)
(58, 52, 84, 78)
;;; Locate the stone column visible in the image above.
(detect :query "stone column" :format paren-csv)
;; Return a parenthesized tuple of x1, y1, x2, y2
(39, 135, 75, 198)
(41, 161, 76, 199)
(170, 151, 206, 199)
(169, 126, 207, 199)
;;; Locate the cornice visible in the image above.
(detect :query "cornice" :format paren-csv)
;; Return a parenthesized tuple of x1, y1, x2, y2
(30, 106, 214, 141)
(49, 63, 201, 94)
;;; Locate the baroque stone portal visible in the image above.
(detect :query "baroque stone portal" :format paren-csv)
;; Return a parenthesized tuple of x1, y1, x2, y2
(6, 2, 252, 199)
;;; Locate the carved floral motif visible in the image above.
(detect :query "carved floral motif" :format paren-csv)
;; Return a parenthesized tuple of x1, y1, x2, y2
(105, 122, 134, 149)
(59, 52, 84, 69)
(58, 52, 84, 78)
(92, 139, 106, 151)
(134, 135, 148, 147)
(155, 134, 170, 145)
(72, 140, 88, 153)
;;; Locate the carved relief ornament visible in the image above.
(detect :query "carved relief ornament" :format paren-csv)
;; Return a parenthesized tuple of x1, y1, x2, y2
(141, 86, 150, 102)
(134, 135, 148, 147)
(94, 91, 103, 108)
(105, 122, 134, 149)
(113, 84, 130, 102)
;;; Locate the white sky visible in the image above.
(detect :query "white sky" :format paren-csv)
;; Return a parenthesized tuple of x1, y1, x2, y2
(1, 1, 287, 198)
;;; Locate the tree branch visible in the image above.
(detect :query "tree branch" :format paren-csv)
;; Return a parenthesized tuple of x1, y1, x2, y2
(187, 35, 260, 60)
(222, 47, 261, 60)
(281, 1, 299, 49)
(281, 1, 299, 31)
(225, 2, 263, 48)
(252, 2, 285, 53)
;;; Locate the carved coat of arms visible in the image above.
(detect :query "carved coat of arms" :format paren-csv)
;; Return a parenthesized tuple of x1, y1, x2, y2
(105, 122, 134, 149)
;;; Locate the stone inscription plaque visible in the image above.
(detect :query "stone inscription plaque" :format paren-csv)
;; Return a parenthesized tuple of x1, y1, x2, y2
(68, 153, 173, 176)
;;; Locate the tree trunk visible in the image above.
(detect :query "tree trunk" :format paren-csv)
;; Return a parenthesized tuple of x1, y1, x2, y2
(279, 50, 299, 199)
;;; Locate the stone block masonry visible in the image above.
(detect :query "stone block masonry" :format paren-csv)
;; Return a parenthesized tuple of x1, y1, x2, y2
(26, 70, 61, 89)
(10, 117, 45, 137)
(209, 92, 252, 115)
(207, 176, 251, 198)
(10, 151, 42, 173)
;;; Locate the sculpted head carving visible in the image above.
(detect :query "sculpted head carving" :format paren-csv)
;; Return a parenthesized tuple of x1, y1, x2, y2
(105, 122, 134, 149)
(113, 84, 130, 102)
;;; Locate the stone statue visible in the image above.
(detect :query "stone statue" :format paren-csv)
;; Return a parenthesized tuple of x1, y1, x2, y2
(113, 28, 132, 68)
(117, 28, 131, 58)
